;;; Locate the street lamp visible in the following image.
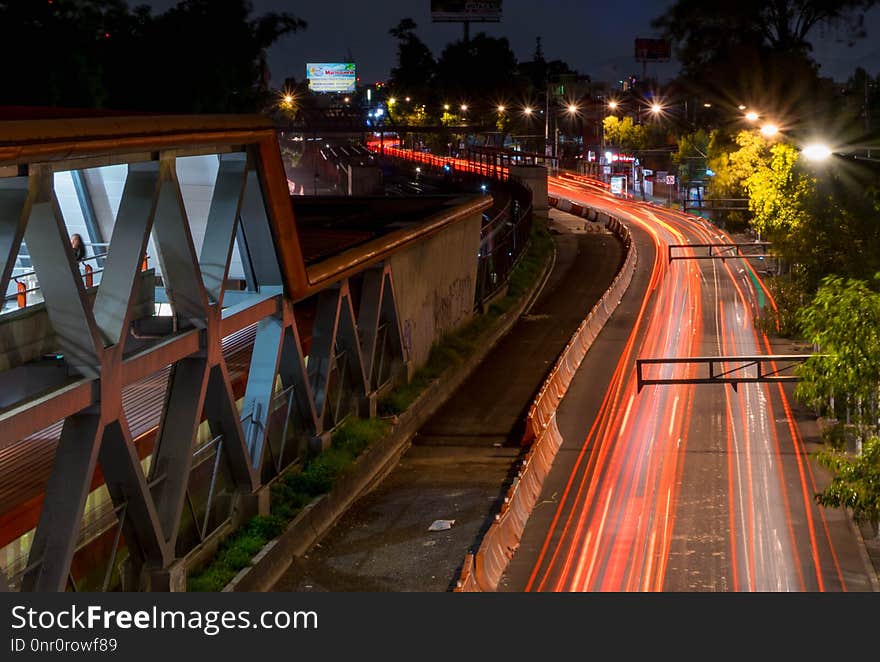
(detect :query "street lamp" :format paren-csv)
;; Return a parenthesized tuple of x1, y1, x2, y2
(497, 105, 506, 113)
(523, 106, 534, 116)
(608, 100, 618, 111)
(650, 103, 663, 115)
(801, 143, 832, 162)
(760, 123, 779, 137)
(745, 111, 760, 122)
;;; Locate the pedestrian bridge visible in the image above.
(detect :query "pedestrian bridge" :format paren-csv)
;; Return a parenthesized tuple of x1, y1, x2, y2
(0, 112, 528, 591)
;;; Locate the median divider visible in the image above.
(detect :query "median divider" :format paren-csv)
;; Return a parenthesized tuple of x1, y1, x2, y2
(455, 199, 638, 592)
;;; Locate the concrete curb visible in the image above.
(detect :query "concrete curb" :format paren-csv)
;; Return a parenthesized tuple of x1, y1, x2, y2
(222, 229, 558, 592)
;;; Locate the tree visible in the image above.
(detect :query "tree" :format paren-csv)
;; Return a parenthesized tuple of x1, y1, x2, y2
(0, 0, 306, 112)
(435, 33, 518, 117)
(125, 1, 305, 113)
(775, 169, 880, 293)
(745, 141, 814, 239)
(795, 275, 880, 424)
(0, 0, 131, 108)
(705, 130, 814, 239)
(654, 0, 876, 57)
(815, 436, 880, 534)
(652, 0, 876, 119)
(603, 115, 647, 151)
(387, 18, 437, 115)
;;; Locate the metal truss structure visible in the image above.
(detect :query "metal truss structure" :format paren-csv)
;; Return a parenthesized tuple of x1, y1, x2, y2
(667, 242, 772, 263)
(0, 116, 410, 591)
(636, 355, 811, 392)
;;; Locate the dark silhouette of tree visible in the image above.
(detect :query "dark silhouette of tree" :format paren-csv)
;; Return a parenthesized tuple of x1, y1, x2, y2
(435, 33, 518, 110)
(388, 19, 437, 101)
(652, 0, 877, 118)
(0, 0, 130, 108)
(654, 0, 877, 59)
(0, 0, 305, 112)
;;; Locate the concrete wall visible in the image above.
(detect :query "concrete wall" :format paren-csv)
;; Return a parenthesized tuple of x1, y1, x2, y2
(346, 165, 383, 196)
(509, 165, 548, 220)
(389, 211, 482, 370)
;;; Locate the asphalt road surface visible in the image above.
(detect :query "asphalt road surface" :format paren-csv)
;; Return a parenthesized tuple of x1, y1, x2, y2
(501, 175, 877, 592)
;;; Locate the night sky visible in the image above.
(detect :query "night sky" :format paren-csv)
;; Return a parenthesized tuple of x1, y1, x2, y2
(143, 1, 880, 86)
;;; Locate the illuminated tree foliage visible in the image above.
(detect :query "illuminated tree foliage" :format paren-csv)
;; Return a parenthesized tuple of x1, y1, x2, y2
(795, 275, 880, 422)
(745, 142, 815, 239)
(815, 436, 880, 529)
(706, 130, 815, 238)
(603, 116, 647, 151)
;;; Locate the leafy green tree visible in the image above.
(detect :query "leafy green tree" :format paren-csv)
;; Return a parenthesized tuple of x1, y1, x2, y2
(706, 130, 814, 239)
(603, 115, 647, 151)
(776, 171, 880, 293)
(795, 275, 880, 423)
(745, 141, 815, 239)
(815, 436, 880, 533)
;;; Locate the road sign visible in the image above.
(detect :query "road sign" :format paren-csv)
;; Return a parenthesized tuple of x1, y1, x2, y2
(665, 175, 676, 185)
(610, 176, 625, 195)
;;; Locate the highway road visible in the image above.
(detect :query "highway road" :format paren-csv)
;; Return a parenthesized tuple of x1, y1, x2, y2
(501, 175, 876, 592)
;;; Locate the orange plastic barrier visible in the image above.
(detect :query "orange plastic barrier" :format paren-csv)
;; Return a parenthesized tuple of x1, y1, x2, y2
(455, 206, 638, 592)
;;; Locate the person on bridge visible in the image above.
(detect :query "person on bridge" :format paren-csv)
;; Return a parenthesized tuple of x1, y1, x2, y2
(70, 233, 85, 262)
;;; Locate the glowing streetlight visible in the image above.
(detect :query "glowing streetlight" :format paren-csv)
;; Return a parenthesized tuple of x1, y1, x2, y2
(460, 104, 468, 112)
(650, 103, 663, 114)
(802, 143, 832, 162)
(738, 104, 747, 110)
(745, 111, 759, 122)
(497, 105, 506, 113)
(443, 104, 450, 111)
(567, 103, 579, 115)
(608, 100, 618, 110)
(760, 123, 779, 137)
(523, 106, 534, 115)
(343, 97, 350, 104)
(388, 97, 396, 106)
(405, 96, 411, 102)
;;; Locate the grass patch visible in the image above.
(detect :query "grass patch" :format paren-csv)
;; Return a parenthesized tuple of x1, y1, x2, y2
(187, 417, 390, 591)
(379, 218, 552, 416)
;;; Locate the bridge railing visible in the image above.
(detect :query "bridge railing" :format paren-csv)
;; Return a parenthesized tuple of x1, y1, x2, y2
(370, 143, 535, 311)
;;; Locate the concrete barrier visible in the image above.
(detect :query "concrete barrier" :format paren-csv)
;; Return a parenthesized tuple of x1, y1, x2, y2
(454, 200, 638, 592)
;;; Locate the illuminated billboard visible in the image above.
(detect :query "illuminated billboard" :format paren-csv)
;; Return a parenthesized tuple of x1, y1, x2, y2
(306, 63, 356, 93)
(634, 38, 671, 61)
(431, 0, 502, 22)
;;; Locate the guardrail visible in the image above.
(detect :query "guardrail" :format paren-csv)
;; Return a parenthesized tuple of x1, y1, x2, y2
(3, 251, 150, 312)
(371, 144, 535, 311)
